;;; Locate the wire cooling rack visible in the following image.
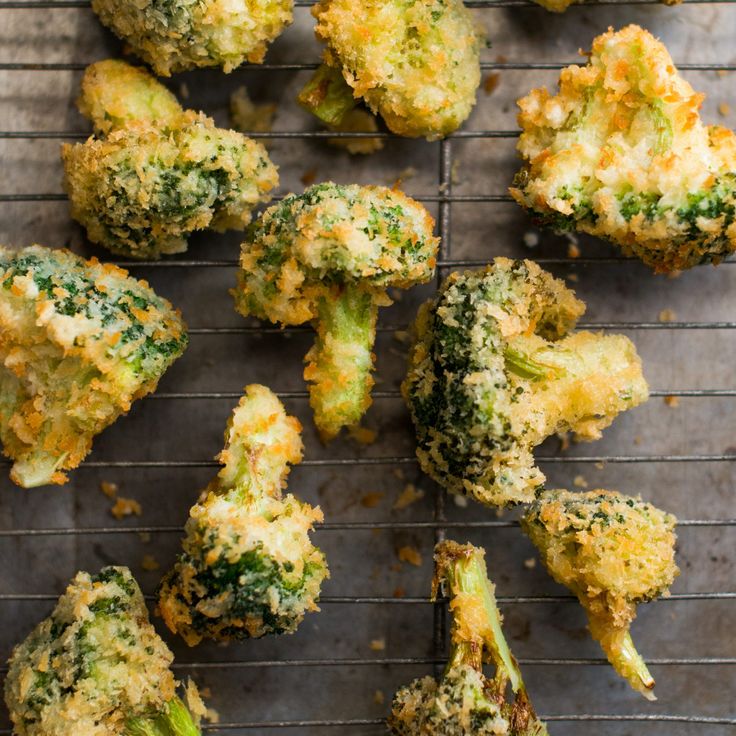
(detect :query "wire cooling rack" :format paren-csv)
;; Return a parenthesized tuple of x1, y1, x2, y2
(1, 1, 735, 733)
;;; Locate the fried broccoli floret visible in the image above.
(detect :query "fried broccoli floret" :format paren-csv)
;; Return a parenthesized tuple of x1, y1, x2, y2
(90, 0, 292, 76)
(298, 0, 483, 140)
(389, 541, 548, 735)
(4, 566, 202, 736)
(511, 25, 736, 272)
(158, 385, 328, 645)
(0, 245, 187, 488)
(522, 489, 679, 700)
(402, 258, 648, 507)
(233, 182, 438, 440)
(62, 60, 278, 260)
(532, 0, 680, 11)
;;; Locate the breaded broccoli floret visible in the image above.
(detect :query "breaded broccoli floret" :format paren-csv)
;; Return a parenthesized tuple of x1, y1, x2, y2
(298, 0, 483, 140)
(511, 25, 736, 272)
(62, 60, 278, 260)
(158, 385, 328, 645)
(233, 182, 438, 440)
(4, 566, 202, 736)
(389, 541, 548, 735)
(90, 0, 292, 75)
(532, 0, 680, 11)
(0, 245, 187, 488)
(522, 489, 679, 700)
(402, 258, 648, 507)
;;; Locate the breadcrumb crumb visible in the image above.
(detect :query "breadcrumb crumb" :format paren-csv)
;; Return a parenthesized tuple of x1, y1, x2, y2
(361, 492, 385, 508)
(719, 102, 731, 117)
(100, 481, 118, 499)
(349, 426, 378, 445)
(523, 557, 537, 570)
(664, 395, 680, 408)
(374, 689, 385, 705)
(142, 554, 160, 571)
(522, 231, 539, 249)
(301, 169, 318, 186)
(453, 494, 469, 508)
(110, 497, 142, 520)
(658, 308, 677, 323)
(370, 638, 386, 651)
(393, 483, 425, 511)
(484, 73, 501, 96)
(573, 474, 588, 489)
(397, 545, 422, 567)
(567, 243, 581, 259)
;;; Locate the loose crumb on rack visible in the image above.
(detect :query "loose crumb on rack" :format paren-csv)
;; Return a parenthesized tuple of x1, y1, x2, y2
(374, 690, 385, 705)
(484, 72, 501, 96)
(558, 432, 571, 452)
(393, 483, 425, 511)
(141, 554, 160, 571)
(301, 168, 318, 186)
(349, 426, 378, 445)
(573, 474, 588, 489)
(659, 308, 677, 323)
(370, 638, 386, 651)
(393, 587, 406, 598)
(361, 491, 385, 508)
(453, 494, 469, 508)
(110, 496, 142, 520)
(595, 461, 605, 470)
(391, 166, 417, 188)
(523, 557, 537, 570)
(567, 272, 579, 283)
(397, 545, 422, 567)
(230, 86, 276, 135)
(567, 243, 581, 259)
(522, 231, 539, 249)
(664, 395, 680, 408)
(99, 481, 118, 499)
(719, 102, 731, 116)
(393, 329, 411, 344)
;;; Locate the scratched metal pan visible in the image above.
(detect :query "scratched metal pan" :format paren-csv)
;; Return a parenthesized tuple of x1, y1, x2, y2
(0, 1, 734, 733)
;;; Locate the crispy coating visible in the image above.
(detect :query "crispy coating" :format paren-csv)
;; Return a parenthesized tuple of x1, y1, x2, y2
(91, 0, 292, 75)
(62, 60, 278, 260)
(389, 541, 548, 735)
(511, 25, 736, 272)
(234, 182, 438, 439)
(0, 245, 187, 488)
(309, 0, 482, 139)
(4, 567, 192, 736)
(402, 258, 648, 507)
(522, 489, 679, 698)
(158, 385, 329, 645)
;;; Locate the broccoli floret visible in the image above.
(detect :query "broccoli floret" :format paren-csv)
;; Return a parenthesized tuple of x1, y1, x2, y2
(233, 182, 439, 440)
(402, 258, 648, 507)
(158, 385, 329, 645)
(0, 245, 187, 487)
(521, 489, 679, 700)
(90, 0, 292, 76)
(389, 541, 548, 735)
(4, 566, 202, 736)
(62, 60, 278, 260)
(298, 0, 483, 140)
(531, 0, 680, 10)
(511, 24, 736, 272)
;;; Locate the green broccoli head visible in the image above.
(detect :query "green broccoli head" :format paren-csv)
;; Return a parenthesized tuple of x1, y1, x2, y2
(389, 541, 548, 736)
(522, 489, 679, 700)
(4, 567, 202, 736)
(158, 384, 329, 645)
(234, 181, 438, 440)
(300, 0, 483, 140)
(62, 60, 278, 260)
(90, 0, 292, 76)
(511, 24, 736, 272)
(402, 258, 649, 507)
(0, 245, 187, 488)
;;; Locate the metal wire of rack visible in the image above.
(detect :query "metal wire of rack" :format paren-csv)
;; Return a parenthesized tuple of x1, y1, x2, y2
(1, 0, 735, 733)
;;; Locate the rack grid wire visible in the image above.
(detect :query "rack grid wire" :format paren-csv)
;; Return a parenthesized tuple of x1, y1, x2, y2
(0, 0, 735, 733)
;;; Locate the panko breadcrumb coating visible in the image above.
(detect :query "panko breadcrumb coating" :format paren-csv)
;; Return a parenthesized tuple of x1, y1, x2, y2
(91, 0, 292, 75)
(300, 0, 483, 140)
(233, 182, 438, 439)
(4, 567, 202, 736)
(522, 489, 679, 699)
(158, 385, 328, 645)
(402, 258, 648, 507)
(512, 25, 736, 272)
(63, 60, 278, 260)
(0, 245, 187, 488)
(389, 541, 548, 735)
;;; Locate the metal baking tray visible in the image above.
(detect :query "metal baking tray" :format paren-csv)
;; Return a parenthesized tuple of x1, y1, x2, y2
(0, 1, 734, 733)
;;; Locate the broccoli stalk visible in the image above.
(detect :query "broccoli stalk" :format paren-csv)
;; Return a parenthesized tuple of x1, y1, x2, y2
(389, 541, 547, 735)
(304, 285, 378, 439)
(158, 385, 329, 645)
(297, 63, 358, 126)
(126, 697, 200, 736)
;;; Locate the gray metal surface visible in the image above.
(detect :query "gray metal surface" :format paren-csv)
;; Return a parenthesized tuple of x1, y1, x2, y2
(0, 1, 735, 733)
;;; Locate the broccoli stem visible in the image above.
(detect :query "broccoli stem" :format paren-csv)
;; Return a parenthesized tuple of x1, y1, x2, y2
(304, 284, 378, 441)
(297, 64, 358, 126)
(125, 697, 201, 736)
(588, 616, 656, 701)
(503, 346, 556, 381)
(437, 542, 523, 694)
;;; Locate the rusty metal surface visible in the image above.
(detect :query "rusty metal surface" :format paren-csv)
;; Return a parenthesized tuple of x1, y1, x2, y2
(0, 1, 735, 733)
